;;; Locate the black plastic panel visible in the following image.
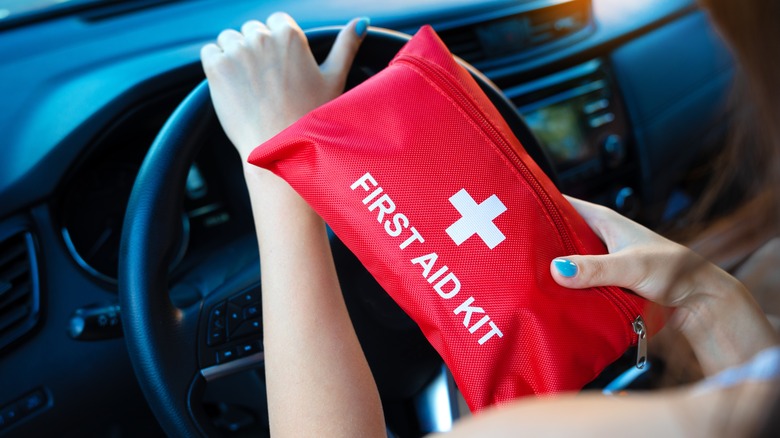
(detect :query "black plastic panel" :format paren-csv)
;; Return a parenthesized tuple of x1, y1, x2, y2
(610, 11, 734, 216)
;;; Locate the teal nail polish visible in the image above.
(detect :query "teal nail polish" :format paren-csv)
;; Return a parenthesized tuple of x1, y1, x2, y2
(553, 258, 578, 278)
(355, 17, 370, 38)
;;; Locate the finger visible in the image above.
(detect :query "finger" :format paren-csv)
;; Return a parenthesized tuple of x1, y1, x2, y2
(241, 19, 270, 37)
(564, 195, 604, 223)
(217, 29, 245, 52)
(550, 253, 649, 292)
(266, 11, 303, 36)
(241, 19, 269, 35)
(564, 195, 654, 252)
(321, 17, 369, 83)
(200, 43, 223, 70)
(564, 195, 613, 242)
(241, 20, 271, 49)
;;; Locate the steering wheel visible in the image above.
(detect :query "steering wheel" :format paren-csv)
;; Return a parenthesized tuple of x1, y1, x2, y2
(119, 26, 555, 437)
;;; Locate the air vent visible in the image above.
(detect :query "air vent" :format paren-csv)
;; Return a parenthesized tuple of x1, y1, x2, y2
(0, 232, 40, 351)
(438, 0, 592, 64)
(439, 26, 485, 64)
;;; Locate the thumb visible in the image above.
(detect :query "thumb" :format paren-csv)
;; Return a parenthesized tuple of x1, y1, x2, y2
(320, 17, 370, 85)
(551, 253, 645, 292)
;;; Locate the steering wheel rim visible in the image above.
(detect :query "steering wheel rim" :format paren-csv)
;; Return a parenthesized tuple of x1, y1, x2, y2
(119, 26, 555, 437)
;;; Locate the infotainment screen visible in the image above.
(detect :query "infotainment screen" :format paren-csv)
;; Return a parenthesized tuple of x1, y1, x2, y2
(521, 96, 592, 168)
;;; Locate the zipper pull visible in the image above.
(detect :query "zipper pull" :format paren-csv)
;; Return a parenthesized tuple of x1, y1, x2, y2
(632, 316, 647, 369)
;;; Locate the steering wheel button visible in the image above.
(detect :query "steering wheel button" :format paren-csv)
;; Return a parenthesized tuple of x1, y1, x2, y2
(226, 303, 243, 335)
(207, 328, 225, 346)
(229, 290, 259, 305)
(216, 347, 236, 364)
(236, 342, 258, 357)
(210, 301, 226, 316)
(243, 305, 260, 319)
(231, 318, 262, 339)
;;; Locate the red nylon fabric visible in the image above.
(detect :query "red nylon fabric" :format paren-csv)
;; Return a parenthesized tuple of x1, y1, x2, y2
(248, 26, 658, 412)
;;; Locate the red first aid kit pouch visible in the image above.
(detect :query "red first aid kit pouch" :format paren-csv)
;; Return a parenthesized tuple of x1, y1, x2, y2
(248, 26, 658, 411)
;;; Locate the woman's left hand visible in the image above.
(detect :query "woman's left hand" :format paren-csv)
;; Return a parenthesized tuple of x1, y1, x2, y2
(550, 196, 778, 374)
(201, 12, 369, 161)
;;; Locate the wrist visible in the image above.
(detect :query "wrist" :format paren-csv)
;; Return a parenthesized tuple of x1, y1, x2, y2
(241, 160, 266, 179)
(672, 268, 777, 374)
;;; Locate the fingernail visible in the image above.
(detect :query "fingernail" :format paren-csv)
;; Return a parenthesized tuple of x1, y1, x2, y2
(553, 258, 578, 278)
(355, 17, 370, 38)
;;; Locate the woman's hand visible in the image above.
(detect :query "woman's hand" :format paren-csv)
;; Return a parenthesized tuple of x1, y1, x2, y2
(551, 196, 713, 308)
(550, 196, 777, 375)
(201, 12, 369, 161)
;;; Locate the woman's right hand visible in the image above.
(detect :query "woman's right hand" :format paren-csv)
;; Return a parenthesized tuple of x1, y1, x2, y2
(550, 196, 777, 375)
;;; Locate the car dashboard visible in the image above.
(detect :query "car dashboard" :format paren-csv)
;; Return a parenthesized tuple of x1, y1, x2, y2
(0, 0, 735, 436)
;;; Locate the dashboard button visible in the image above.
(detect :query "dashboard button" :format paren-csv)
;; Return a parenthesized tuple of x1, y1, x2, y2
(19, 390, 46, 415)
(588, 112, 615, 128)
(0, 405, 19, 429)
(583, 98, 609, 114)
(614, 187, 639, 217)
(601, 134, 625, 168)
(0, 388, 49, 431)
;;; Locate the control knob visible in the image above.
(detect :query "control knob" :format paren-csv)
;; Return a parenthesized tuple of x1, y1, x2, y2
(614, 187, 639, 218)
(601, 134, 625, 168)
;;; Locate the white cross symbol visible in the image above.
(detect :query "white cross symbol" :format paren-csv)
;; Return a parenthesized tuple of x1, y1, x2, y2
(445, 189, 507, 249)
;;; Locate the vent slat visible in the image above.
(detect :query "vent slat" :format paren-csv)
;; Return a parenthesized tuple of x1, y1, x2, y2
(0, 279, 31, 309)
(442, 33, 477, 44)
(449, 41, 481, 52)
(0, 243, 24, 267)
(0, 303, 29, 333)
(438, 1, 589, 63)
(0, 231, 39, 350)
(0, 258, 30, 284)
(0, 280, 11, 296)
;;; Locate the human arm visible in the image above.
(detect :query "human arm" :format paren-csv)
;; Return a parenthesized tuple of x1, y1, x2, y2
(440, 198, 779, 437)
(440, 379, 777, 438)
(550, 196, 778, 375)
(201, 13, 385, 437)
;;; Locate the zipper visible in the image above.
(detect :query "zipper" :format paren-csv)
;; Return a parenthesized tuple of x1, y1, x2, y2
(632, 316, 648, 369)
(395, 54, 644, 356)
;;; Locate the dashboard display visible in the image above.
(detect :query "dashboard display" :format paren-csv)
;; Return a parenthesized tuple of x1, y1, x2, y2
(57, 91, 245, 286)
(522, 96, 592, 168)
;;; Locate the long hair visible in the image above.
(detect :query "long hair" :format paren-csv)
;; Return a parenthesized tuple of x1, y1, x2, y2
(670, 0, 780, 331)
(694, 4, 780, 436)
(692, 0, 780, 231)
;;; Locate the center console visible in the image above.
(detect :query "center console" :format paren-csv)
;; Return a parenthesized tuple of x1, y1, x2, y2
(504, 59, 641, 218)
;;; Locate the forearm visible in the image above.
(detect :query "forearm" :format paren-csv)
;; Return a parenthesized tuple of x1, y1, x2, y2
(244, 164, 385, 437)
(441, 381, 776, 438)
